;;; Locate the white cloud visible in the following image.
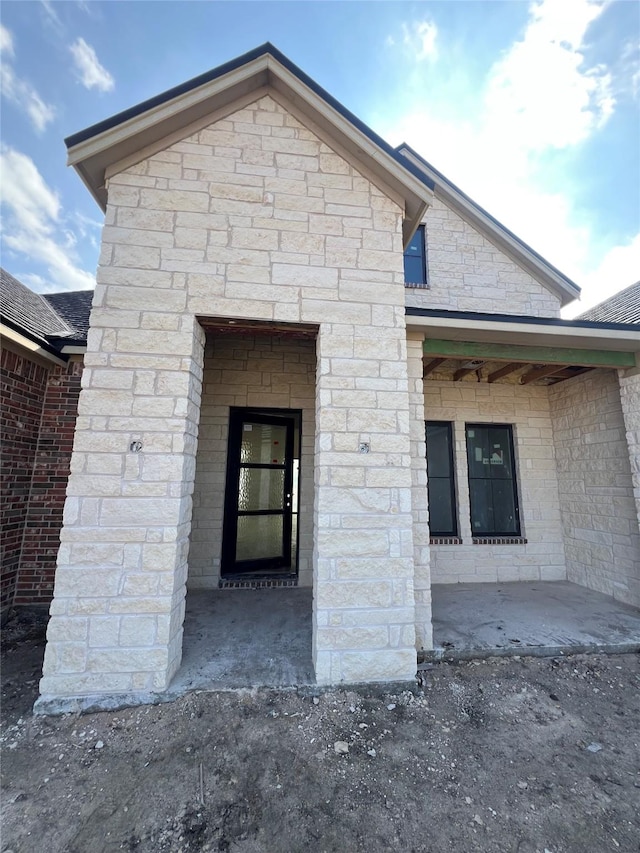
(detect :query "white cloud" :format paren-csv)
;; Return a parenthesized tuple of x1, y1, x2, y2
(69, 37, 114, 92)
(0, 146, 96, 292)
(380, 0, 633, 308)
(40, 0, 62, 29)
(485, 0, 614, 152)
(0, 26, 55, 132)
(0, 24, 14, 56)
(402, 19, 438, 62)
(563, 233, 640, 317)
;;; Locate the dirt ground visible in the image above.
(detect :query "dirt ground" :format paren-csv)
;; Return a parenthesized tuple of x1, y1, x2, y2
(1, 609, 639, 853)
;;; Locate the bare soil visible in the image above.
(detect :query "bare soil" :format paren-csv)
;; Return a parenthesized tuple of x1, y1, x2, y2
(2, 608, 639, 853)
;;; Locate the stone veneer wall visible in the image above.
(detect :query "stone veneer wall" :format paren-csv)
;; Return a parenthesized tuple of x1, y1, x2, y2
(407, 333, 431, 649)
(549, 370, 640, 607)
(190, 333, 316, 588)
(619, 372, 640, 536)
(424, 380, 566, 583)
(405, 196, 562, 317)
(40, 92, 419, 703)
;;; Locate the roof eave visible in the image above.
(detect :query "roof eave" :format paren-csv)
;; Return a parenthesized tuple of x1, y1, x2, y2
(405, 307, 640, 354)
(66, 47, 434, 237)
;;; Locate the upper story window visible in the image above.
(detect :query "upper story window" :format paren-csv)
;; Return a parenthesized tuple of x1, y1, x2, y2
(403, 224, 428, 288)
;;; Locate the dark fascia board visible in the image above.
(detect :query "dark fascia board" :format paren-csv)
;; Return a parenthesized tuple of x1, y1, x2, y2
(406, 306, 640, 333)
(47, 334, 88, 347)
(396, 142, 581, 305)
(0, 315, 70, 360)
(65, 43, 435, 195)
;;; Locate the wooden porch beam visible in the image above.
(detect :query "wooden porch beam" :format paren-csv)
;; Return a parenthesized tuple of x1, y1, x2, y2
(422, 338, 636, 368)
(423, 357, 446, 378)
(487, 362, 523, 383)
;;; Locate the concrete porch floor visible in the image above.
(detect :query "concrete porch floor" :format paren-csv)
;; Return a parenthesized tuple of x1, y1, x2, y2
(170, 588, 314, 693)
(430, 581, 640, 659)
(169, 582, 640, 695)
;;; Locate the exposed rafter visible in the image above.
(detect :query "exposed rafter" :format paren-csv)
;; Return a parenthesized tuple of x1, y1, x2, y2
(423, 357, 447, 378)
(487, 362, 523, 383)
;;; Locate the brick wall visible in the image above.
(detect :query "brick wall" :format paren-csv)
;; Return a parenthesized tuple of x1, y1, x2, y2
(190, 333, 316, 588)
(1, 347, 49, 614)
(16, 358, 83, 605)
(549, 370, 640, 607)
(424, 379, 566, 584)
(406, 196, 562, 317)
(1, 347, 82, 615)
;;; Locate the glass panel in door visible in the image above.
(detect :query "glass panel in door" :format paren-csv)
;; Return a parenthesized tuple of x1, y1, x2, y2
(222, 411, 295, 576)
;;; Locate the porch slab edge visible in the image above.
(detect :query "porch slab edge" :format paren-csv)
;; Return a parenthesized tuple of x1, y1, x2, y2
(33, 677, 425, 717)
(419, 641, 640, 664)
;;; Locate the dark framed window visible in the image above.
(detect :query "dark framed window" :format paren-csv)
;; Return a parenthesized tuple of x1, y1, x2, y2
(425, 421, 457, 536)
(403, 225, 427, 286)
(465, 424, 520, 536)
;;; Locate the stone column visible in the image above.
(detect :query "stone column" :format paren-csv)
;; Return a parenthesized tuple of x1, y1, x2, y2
(312, 319, 417, 685)
(407, 332, 432, 650)
(37, 315, 205, 711)
(618, 368, 640, 607)
(619, 369, 640, 518)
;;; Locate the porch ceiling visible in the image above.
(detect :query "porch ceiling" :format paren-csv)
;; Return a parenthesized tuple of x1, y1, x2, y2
(198, 316, 317, 339)
(420, 331, 639, 386)
(423, 356, 594, 386)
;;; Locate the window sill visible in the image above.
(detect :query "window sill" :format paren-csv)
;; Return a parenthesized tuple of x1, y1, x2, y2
(472, 537, 527, 546)
(404, 281, 430, 289)
(430, 536, 462, 545)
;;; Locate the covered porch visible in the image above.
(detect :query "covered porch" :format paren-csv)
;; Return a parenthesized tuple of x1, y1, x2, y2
(167, 581, 640, 696)
(429, 580, 640, 660)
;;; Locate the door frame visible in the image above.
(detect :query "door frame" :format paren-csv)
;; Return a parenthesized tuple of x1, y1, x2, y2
(221, 407, 302, 578)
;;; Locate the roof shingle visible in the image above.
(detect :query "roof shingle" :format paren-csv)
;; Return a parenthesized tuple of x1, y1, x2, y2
(0, 268, 92, 349)
(577, 282, 640, 324)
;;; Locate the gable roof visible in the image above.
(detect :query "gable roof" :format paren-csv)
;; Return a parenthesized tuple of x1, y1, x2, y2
(396, 143, 580, 308)
(0, 268, 92, 354)
(65, 43, 433, 246)
(576, 282, 640, 324)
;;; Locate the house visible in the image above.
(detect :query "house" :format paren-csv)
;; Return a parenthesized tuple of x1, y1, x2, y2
(2, 44, 638, 710)
(1, 269, 90, 618)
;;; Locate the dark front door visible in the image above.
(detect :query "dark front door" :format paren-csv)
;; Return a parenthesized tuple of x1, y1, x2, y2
(221, 410, 295, 576)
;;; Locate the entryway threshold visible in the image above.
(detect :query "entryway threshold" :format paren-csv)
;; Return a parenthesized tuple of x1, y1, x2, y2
(219, 576, 298, 589)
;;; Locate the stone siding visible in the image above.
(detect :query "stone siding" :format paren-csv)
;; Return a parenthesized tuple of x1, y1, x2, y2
(407, 333, 432, 649)
(190, 333, 316, 588)
(549, 370, 640, 607)
(424, 380, 566, 583)
(406, 196, 562, 317)
(41, 93, 418, 701)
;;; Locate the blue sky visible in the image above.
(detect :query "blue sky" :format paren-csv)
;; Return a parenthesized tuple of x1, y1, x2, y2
(1, 0, 638, 315)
